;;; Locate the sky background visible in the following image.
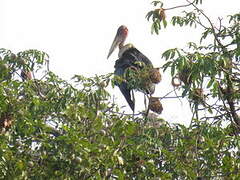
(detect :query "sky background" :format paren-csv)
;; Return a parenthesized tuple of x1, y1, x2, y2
(1, 0, 239, 125)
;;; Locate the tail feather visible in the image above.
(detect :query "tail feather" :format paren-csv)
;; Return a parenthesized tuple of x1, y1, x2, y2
(119, 83, 135, 111)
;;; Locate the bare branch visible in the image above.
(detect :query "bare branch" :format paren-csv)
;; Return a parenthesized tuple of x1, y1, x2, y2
(164, 1, 193, 11)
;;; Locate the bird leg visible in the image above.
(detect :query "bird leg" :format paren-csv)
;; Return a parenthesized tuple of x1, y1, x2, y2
(144, 94, 147, 110)
(144, 92, 151, 118)
(131, 90, 135, 119)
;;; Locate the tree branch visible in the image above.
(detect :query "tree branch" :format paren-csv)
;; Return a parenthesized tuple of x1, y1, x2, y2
(164, 2, 193, 11)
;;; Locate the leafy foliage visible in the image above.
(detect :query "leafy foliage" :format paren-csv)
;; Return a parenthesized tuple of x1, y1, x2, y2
(121, 63, 160, 94)
(148, 0, 240, 127)
(0, 46, 239, 179)
(146, 0, 240, 178)
(0, 0, 240, 179)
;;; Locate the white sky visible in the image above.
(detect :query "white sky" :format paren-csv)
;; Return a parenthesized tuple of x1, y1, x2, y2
(1, 0, 239, 125)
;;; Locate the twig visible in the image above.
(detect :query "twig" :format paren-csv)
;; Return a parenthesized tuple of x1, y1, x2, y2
(159, 89, 175, 100)
(186, 0, 228, 54)
(107, 109, 142, 116)
(159, 96, 183, 99)
(195, 17, 208, 29)
(164, 1, 193, 11)
(200, 113, 229, 120)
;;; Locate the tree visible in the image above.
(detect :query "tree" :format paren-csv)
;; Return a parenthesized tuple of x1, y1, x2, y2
(0, 0, 240, 179)
(147, 0, 240, 131)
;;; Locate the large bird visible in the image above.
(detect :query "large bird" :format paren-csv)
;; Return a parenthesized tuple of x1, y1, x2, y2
(107, 25, 157, 111)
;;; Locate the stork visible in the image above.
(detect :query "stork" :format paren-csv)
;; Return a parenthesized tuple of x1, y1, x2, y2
(107, 25, 157, 111)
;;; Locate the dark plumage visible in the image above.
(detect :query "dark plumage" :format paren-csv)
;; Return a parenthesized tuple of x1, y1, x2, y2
(107, 25, 157, 111)
(114, 47, 154, 111)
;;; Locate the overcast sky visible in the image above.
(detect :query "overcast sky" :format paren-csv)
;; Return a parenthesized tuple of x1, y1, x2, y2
(1, 0, 239, 125)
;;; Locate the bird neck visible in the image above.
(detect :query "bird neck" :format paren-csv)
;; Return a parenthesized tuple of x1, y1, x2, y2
(119, 42, 124, 49)
(118, 43, 134, 58)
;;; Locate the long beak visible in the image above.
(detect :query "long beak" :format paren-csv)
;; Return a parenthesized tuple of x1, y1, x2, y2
(107, 33, 121, 59)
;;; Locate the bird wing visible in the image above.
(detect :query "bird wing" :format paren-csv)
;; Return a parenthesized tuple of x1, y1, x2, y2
(118, 82, 135, 111)
(114, 58, 135, 111)
(122, 47, 153, 67)
(113, 47, 154, 111)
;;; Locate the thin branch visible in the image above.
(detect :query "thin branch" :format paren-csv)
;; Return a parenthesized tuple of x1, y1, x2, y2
(159, 89, 175, 100)
(164, 1, 193, 11)
(107, 109, 142, 116)
(195, 17, 208, 29)
(218, 17, 223, 32)
(159, 96, 183, 99)
(186, 0, 228, 54)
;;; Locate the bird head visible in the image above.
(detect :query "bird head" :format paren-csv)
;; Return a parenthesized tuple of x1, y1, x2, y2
(107, 25, 128, 59)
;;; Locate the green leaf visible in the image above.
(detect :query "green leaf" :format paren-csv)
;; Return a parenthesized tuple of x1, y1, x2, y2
(171, 63, 175, 76)
(207, 78, 215, 88)
(163, 19, 167, 28)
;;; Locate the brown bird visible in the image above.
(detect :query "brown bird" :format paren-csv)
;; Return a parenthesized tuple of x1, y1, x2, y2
(21, 70, 32, 81)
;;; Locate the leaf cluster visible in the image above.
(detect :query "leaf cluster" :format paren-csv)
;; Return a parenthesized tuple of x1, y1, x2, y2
(0, 47, 239, 179)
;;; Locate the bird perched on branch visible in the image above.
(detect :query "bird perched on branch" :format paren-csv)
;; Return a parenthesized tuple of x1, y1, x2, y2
(107, 25, 161, 111)
(21, 70, 32, 81)
(18, 57, 32, 81)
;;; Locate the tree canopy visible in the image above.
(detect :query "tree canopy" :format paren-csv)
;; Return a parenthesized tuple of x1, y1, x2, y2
(0, 0, 240, 179)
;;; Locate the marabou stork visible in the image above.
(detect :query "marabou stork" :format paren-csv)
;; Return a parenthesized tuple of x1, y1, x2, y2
(107, 25, 156, 111)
